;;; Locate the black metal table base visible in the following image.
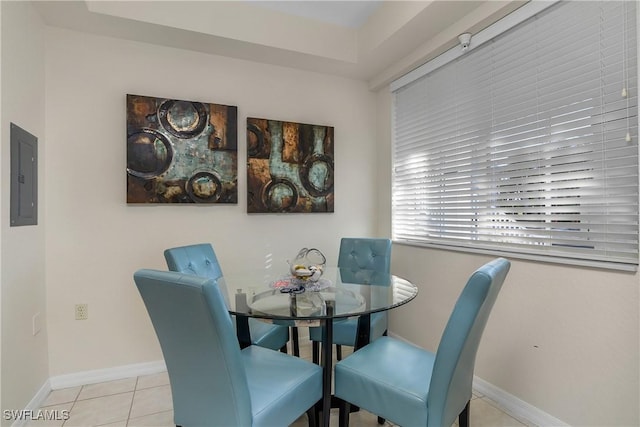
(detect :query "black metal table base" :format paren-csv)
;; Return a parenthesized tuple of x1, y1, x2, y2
(321, 304, 334, 427)
(317, 310, 374, 427)
(238, 307, 375, 427)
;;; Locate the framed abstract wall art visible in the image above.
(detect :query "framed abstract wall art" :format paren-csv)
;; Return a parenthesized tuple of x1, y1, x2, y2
(126, 94, 238, 204)
(247, 117, 334, 213)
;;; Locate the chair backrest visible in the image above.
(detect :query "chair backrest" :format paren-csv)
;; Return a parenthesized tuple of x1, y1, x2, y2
(164, 243, 230, 307)
(164, 243, 223, 280)
(134, 269, 252, 426)
(338, 238, 392, 273)
(427, 257, 511, 427)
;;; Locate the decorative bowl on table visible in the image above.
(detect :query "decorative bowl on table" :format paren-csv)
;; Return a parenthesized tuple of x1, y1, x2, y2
(270, 275, 331, 293)
(266, 247, 329, 293)
(288, 248, 326, 283)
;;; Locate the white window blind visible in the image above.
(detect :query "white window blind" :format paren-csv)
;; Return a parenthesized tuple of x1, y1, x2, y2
(392, 1, 639, 270)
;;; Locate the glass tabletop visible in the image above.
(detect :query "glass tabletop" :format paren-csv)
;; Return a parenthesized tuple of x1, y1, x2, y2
(218, 267, 418, 321)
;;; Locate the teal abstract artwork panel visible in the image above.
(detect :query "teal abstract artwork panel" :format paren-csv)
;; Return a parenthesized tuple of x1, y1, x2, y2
(127, 94, 237, 203)
(247, 118, 334, 213)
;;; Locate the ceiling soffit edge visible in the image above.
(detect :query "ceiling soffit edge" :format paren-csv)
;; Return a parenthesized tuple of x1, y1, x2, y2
(34, 1, 525, 85)
(85, 0, 359, 64)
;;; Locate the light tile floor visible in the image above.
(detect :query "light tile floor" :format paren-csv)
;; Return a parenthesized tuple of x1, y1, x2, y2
(33, 338, 533, 427)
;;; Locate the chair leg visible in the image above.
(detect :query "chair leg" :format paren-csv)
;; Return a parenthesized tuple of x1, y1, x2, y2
(336, 344, 342, 361)
(338, 399, 350, 427)
(292, 327, 300, 356)
(459, 400, 470, 427)
(312, 341, 320, 364)
(306, 404, 317, 427)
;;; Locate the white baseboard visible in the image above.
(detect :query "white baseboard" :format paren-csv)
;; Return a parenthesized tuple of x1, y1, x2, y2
(10, 379, 53, 427)
(473, 376, 569, 427)
(388, 332, 568, 427)
(24, 343, 570, 427)
(49, 360, 166, 390)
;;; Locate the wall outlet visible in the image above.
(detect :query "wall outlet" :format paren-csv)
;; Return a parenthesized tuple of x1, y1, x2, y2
(75, 304, 88, 320)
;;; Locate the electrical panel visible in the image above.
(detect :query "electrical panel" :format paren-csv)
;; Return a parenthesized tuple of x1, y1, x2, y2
(10, 123, 38, 226)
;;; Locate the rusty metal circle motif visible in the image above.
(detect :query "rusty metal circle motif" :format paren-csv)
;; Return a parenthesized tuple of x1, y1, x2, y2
(158, 100, 208, 139)
(127, 128, 173, 179)
(299, 153, 334, 197)
(186, 171, 223, 203)
(263, 179, 299, 212)
(247, 123, 265, 157)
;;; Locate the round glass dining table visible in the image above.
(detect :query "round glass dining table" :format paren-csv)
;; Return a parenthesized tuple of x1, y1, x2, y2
(217, 267, 418, 427)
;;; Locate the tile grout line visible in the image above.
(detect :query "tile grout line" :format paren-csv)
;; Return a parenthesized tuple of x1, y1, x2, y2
(61, 385, 83, 426)
(124, 376, 140, 426)
(126, 376, 174, 424)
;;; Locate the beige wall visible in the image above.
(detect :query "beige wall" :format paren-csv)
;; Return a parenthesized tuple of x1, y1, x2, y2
(377, 76, 640, 427)
(1, 1, 49, 418)
(44, 27, 378, 376)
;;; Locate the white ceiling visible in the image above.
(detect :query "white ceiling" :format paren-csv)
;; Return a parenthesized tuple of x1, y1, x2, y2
(33, 1, 523, 88)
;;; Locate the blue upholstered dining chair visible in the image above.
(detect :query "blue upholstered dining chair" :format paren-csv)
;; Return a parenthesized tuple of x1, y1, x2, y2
(164, 243, 296, 355)
(309, 238, 392, 362)
(134, 269, 322, 427)
(334, 257, 511, 427)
